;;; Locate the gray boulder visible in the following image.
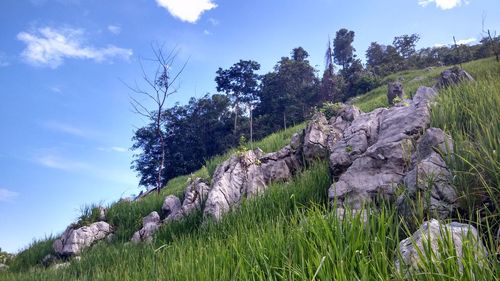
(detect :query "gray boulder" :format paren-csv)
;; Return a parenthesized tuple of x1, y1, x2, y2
(204, 149, 266, 221)
(131, 211, 161, 243)
(166, 178, 210, 222)
(328, 87, 438, 210)
(260, 145, 301, 184)
(53, 221, 113, 256)
(303, 112, 330, 163)
(395, 219, 487, 273)
(161, 195, 181, 219)
(387, 82, 405, 105)
(437, 67, 474, 88)
(0, 263, 8, 271)
(397, 128, 457, 219)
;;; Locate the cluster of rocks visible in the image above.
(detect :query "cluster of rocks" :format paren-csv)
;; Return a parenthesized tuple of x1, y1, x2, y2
(53, 221, 113, 257)
(327, 86, 458, 219)
(131, 178, 210, 242)
(48, 68, 486, 273)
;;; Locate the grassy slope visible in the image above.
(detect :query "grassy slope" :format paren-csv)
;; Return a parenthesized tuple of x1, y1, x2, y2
(3, 58, 499, 280)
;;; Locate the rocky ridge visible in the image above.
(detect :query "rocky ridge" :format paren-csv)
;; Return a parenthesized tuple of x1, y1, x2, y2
(49, 69, 487, 273)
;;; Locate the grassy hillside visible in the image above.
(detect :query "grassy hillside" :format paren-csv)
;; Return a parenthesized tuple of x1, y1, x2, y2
(2, 58, 499, 280)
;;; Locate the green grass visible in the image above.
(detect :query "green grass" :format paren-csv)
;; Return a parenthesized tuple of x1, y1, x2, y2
(3, 162, 498, 280)
(4, 57, 499, 280)
(430, 60, 500, 235)
(353, 57, 499, 112)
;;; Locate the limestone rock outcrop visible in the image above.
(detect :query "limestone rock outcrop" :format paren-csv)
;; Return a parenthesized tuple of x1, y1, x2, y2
(396, 128, 457, 219)
(203, 149, 266, 221)
(328, 87, 443, 212)
(53, 221, 113, 256)
(161, 195, 181, 220)
(387, 81, 405, 105)
(303, 112, 330, 163)
(395, 219, 487, 273)
(166, 178, 210, 222)
(131, 211, 161, 243)
(437, 67, 474, 88)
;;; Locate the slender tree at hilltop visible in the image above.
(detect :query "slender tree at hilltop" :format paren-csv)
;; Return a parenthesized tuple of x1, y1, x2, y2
(215, 60, 261, 144)
(128, 44, 187, 194)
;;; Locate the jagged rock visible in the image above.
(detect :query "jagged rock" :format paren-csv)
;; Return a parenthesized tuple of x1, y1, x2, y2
(388, 82, 405, 105)
(395, 219, 487, 273)
(131, 211, 161, 243)
(204, 149, 266, 221)
(437, 66, 474, 89)
(161, 195, 181, 219)
(260, 145, 301, 184)
(180, 178, 210, 215)
(166, 178, 210, 222)
(303, 112, 330, 163)
(53, 221, 113, 256)
(326, 105, 362, 153)
(397, 128, 457, 219)
(329, 108, 385, 178)
(328, 87, 438, 209)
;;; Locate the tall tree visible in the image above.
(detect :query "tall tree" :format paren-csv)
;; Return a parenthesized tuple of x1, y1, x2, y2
(129, 45, 187, 193)
(393, 34, 420, 60)
(215, 60, 261, 143)
(333, 28, 356, 70)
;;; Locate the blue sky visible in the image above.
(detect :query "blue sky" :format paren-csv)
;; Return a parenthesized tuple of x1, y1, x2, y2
(0, 0, 498, 253)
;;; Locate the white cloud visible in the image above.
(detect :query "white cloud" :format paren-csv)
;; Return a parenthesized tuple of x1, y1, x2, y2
(418, 0, 469, 10)
(107, 25, 121, 35)
(111, 146, 127, 152)
(433, 37, 477, 47)
(17, 27, 132, 68)
(155, 0, 217, 23)
(33, 153, 136, 185)
(0, 52, 10, 67)
(42, 121, 99, 139)
(0, 188, 19, 202)
(203, 30, 211, 35)
(98, 146, 128, 153)
(208, 17, 219, 26)
(35, 154, 90, 171)
(456, 37, 476, 45)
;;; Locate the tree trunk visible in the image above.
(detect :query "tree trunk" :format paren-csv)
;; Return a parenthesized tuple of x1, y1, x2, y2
(283, 111, 287, 130)
(156, 113, 164, 195)
(249, 103, 253, 148)
(234, 103, 239, 134)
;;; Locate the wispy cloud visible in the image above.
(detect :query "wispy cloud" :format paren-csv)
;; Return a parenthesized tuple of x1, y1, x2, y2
(42, 121, 99, 139)
(35, 154, 90, 171)
(33, 152, 136, 185)
(0, 52, 10, 67)
(203, 30, 212, 35)
(0, 188, 19, 202)
(155, 0, 217, 23)
(107, 25, 121, 35)
(456, 37, 476, 45)
(434, 37, 477, 47)
(17, 27, 133, 68)
(98, 146, 128, 153)
(418, 0, 469, 10)
(208, 17, 219, 26)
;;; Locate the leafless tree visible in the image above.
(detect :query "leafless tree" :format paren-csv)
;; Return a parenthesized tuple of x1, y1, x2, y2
(482, 13, 499, 63)
(127, 44, 188, 195)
